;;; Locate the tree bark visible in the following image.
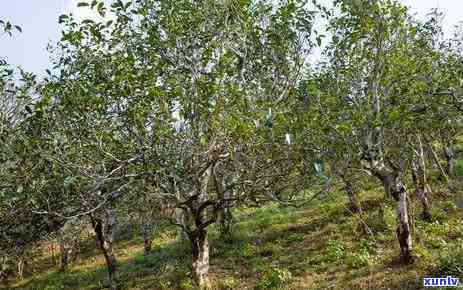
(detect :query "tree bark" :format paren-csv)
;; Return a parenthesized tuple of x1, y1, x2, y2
(218, 207, 233, 240)
(58, 237, 71, 272)
(189, 166, 213, 289)
(190, 229, 210, 289)
(411, 159, 432, 221)
(175, 209, 189, 242)
(394, 185, 413, 263)
(370, 162, 413, 263)
(91, 209, 119, 290)
(412, 136, 432, 221)
(140, 213, 155, 256)
(213, 164, 234, 240)
(50, 242, 56, 266)
(0, 256, 8, 282)
(443, 146, 455, 177)
(428, 141, 449, 182)
(143, 232, 152, 256)
(342, 176, 361, 213)
(17, 258, 24, 280)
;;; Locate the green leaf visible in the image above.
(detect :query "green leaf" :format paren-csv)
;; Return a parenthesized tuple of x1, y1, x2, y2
(77, 2, 90, 7)
(82, 19, 95, 25)
(64, 176, 77, 188)
(58, 14, 69, 23)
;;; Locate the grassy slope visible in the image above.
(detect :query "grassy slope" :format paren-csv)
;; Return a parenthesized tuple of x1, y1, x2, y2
(4, 184, 463, 290)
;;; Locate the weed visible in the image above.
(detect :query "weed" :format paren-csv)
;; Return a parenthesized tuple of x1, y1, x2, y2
(259, 242, 282, 257)
(346, 248, 373, 268)
(323, 239, 346, 263)
(219, 276, 238, 289)
(179, 278, 195, 290)
(455, 159, 463, 177)
(346, 239, 376, 268)
(436, 241, 463, 276)
(257, 267, 293, 289)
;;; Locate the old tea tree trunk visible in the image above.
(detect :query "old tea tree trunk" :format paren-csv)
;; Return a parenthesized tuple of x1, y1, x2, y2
(392, 182, 413, 262)
(411, 158, 432, 221)
(140, 212, 157, 256)
(90, 209, 119, 290)
(180, 167, 218, 289)
(190, 227, 210, 289)
(372, 164, 413, 263)
(182, 213, 213, 289)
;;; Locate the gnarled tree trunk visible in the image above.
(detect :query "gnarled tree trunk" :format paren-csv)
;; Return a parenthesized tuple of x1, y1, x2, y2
(140, 213, 156, 256)
(175, 209, 189, 242)
(58, 237, 72, 272)
(17, 258, 24, 280)
(217, 207, 233, 240)
(394, 184, 413, 263)
(214, 168, 234, 240)
(0, 256, 9, 282)
(190, 229, 210, 289)
(182, 166, 213, 289)
(142, 225, 152, 256)
(370, 162, 413, 263)
(428, 141, 449, 182)
(341, 174, 361, 213)
(443, 146, 455, 177)
(411, 137, 432, 221)
(90, 209, 119, 290)
(411, 159, 432, 221)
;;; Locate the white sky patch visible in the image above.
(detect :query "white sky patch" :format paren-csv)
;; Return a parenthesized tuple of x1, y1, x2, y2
(400, 0, 463, 37)
(307, 0, 463, 66)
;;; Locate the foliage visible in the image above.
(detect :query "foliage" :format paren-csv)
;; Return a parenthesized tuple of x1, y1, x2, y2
(1, 0, 463, 288)
(346, 248, 373, 269)
(455, 159, 463, 177)
(346, 239, 377, 269)
(323, 239, 346, 263)
(257, 267, 293, 290)
(436, 241, 463, 276)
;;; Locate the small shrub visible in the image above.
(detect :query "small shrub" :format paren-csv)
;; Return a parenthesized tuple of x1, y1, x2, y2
(441, 200, 458, 213)
(425, 237, 448, 249)
(219, 276, 238, 289)
(346, 248, 372, 269)
(257, 267, 293, 290)
(158, 278, 172, 290)
(212, 239, 237, 258)
(346, 239, 376, 268)
(286, 233, 305, 244)
(359, 239, 377, 254)
(240, 244, 257, 258)
(179, 278, 195, 290)
(362, 205, 394, 234)
(323, 239, 346, 263)
(414, 244, 432, 263)
(423, 221, 451, 237)
(436, 242, 463, 276)
(455, 159, 463, 177)
(431, 207, 450, 223)
(259, 243, 282, 257)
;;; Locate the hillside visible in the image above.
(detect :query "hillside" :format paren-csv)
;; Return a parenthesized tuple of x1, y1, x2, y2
(5, 183, 463, 290)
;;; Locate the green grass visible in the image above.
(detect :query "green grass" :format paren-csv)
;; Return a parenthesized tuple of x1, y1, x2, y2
(3, 187, 463, 290)
(455, 158, 463, 177)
